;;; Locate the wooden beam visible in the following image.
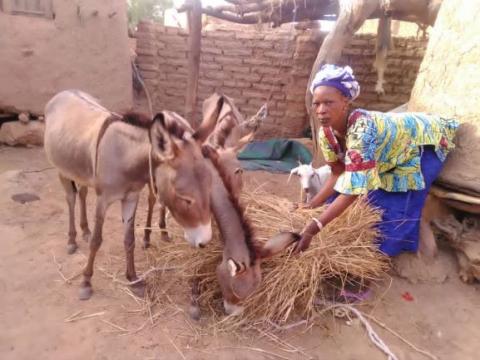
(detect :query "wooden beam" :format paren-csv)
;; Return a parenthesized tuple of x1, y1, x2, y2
(185, 0, 202, 126)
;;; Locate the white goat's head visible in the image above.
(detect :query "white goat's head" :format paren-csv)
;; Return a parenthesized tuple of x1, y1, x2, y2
(289, 163, 331, 202)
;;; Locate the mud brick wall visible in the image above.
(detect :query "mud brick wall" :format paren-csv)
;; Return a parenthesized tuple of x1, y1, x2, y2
(135, 21, 427, 139)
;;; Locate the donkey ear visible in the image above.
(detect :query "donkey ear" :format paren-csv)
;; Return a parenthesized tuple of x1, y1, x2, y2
(150, 112, 178, 161)
(232, 132, 254, 152)
(227, 258, 246, 277)
(257, 232, 300, 259)
(193, 93, 224, 143)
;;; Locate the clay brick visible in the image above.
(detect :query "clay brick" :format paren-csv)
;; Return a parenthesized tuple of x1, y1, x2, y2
(252, 83, 282, 92)
(199, 78, 221, 87)
(223, 65, 250, 74)
(205, 31, 235, 39)
(243, 58, 272, 66)
(140, 70, 159, 80)
(202, 46, 222, 55)
(158, 49, 187, 59)
(263, 51, 293, 60)
(264, 33, 292, 41)
(235, 32, 265, 41)
(214, 56, 243, 65)
(160, 35, 187, 44)
(233, 72, 261, 82)
(136, 55, 157, 66)
(138, 63, 159, 72)
(214, 40, 246, 49)
(245, 41, 274, 50)
(201, 54, 215, 62)
(224, 48, 253, 57)
(200, 63, 222, 70)
(252, 67, 283, 75)
(204, 71, 226, 81)
(269, 110, 286, 117)
(166, 73, 188, 82)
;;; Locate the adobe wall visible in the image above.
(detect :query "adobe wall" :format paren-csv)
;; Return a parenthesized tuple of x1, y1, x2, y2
(135, 21, 427, 138)
(0, 0, 132, 115)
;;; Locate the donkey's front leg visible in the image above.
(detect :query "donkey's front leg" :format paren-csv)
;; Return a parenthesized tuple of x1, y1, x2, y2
(79, 195, 110, 300)
(158, 204, 171, 243)
(122, 191, 145, 298)
(58, 175, 78, 254)
(78, 186, 91, 242)
(188, 277, 202, 320)
(143, 187, 156, 249)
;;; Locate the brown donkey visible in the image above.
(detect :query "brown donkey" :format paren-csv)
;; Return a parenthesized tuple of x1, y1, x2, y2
(143, 93, 266, 246)
(186, 94, 298, 317)
(44, 90, 223, 300)
(199, 145, 300, 316)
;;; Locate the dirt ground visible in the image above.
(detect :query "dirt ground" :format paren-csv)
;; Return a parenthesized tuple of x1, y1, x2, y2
(1, 145, 479, 360)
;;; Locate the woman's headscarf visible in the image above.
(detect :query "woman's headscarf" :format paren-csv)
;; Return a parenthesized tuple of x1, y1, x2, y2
(310, 64, 360, 101)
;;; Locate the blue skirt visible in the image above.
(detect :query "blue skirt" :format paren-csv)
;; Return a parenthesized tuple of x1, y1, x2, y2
(329, 146, 444, 257)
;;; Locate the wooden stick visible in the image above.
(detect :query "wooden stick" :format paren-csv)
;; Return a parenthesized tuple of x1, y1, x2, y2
(163, 329, 186, 360)
(65, 311, 105, 323)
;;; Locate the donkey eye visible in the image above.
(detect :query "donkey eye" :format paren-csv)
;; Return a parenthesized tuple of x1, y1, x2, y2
(177, 194, 195, 206)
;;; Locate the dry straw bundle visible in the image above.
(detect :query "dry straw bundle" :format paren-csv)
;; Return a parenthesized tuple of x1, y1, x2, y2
(147, 191, 389, 330)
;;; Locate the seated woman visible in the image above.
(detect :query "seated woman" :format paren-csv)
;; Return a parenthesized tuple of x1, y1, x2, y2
(293, 64, 459, 261)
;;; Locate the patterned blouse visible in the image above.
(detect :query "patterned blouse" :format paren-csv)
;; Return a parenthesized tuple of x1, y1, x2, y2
(318, 109, 459, 195)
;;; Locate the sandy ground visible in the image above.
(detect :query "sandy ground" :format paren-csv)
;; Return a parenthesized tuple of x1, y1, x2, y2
(1, 145, 479, 360)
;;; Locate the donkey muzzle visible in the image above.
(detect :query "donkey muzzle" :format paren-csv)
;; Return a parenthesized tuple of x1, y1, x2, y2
(184, 222, 212, 248)
(223, 300, 245, 316)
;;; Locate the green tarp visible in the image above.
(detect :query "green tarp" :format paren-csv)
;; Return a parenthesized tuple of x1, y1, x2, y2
(238, 139, 312, 173)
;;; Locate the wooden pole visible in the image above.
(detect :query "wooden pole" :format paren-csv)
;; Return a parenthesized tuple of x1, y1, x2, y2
(185, 0, 202, 127)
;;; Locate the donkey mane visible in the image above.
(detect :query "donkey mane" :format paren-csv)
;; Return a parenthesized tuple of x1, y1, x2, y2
(202, 146, 259, 264)
(121, 111, 153, 129)
(94, 112, 153, 177)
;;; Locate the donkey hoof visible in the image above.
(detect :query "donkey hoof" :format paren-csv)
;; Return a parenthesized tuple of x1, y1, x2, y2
(79, 286, 93, 300)
(189, 305, 201, 321)
(130, 280, 146, 299)
(82, 232, 91, 243)
(160, 233, 171, 243)
(67, 243, 78, 254)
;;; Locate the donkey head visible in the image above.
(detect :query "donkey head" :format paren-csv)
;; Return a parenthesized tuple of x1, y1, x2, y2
(205, 93, 266, 198)
(216, 232, 300, 316)
(149, 98, 224, 248)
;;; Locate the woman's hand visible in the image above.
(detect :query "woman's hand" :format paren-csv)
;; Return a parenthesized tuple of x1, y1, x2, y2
(289, 202, 313, 212)
(292, 220, 321, 254)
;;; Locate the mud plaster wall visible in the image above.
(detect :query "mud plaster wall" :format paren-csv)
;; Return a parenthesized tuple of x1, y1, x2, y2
(0, 0, 132, 115)
(135, 21, 427, 139)
(409, 0, 480, 195)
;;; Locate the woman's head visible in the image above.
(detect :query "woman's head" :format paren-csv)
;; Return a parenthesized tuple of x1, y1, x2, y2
(310, 64, 360, 132)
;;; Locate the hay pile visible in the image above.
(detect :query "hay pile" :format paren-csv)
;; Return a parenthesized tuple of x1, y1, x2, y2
(147, 191, 389, 329)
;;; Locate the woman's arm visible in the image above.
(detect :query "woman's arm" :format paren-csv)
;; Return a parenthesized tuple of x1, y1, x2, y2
(293, 193, 358, 254)
(307, 161, 345, 208)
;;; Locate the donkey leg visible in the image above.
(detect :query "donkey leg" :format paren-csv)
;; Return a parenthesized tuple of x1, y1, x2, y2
(188, 277, 202, 320)
(159, 204, 171, 243)
(122, 192, 145, 298)
(142, 187, 156, 249)
(58, 175, 78, 254)
(79, 195, 110, 300)
(78, 186, 91, 242)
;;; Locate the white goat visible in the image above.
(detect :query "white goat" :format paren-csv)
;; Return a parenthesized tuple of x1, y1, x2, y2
(289, 164, 331, 203)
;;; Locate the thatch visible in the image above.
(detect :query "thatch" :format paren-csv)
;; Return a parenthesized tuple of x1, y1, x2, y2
(147, 191, 389, 330)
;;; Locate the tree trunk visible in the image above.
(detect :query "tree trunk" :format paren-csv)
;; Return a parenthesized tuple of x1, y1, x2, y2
(185, 0, 202, 126)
